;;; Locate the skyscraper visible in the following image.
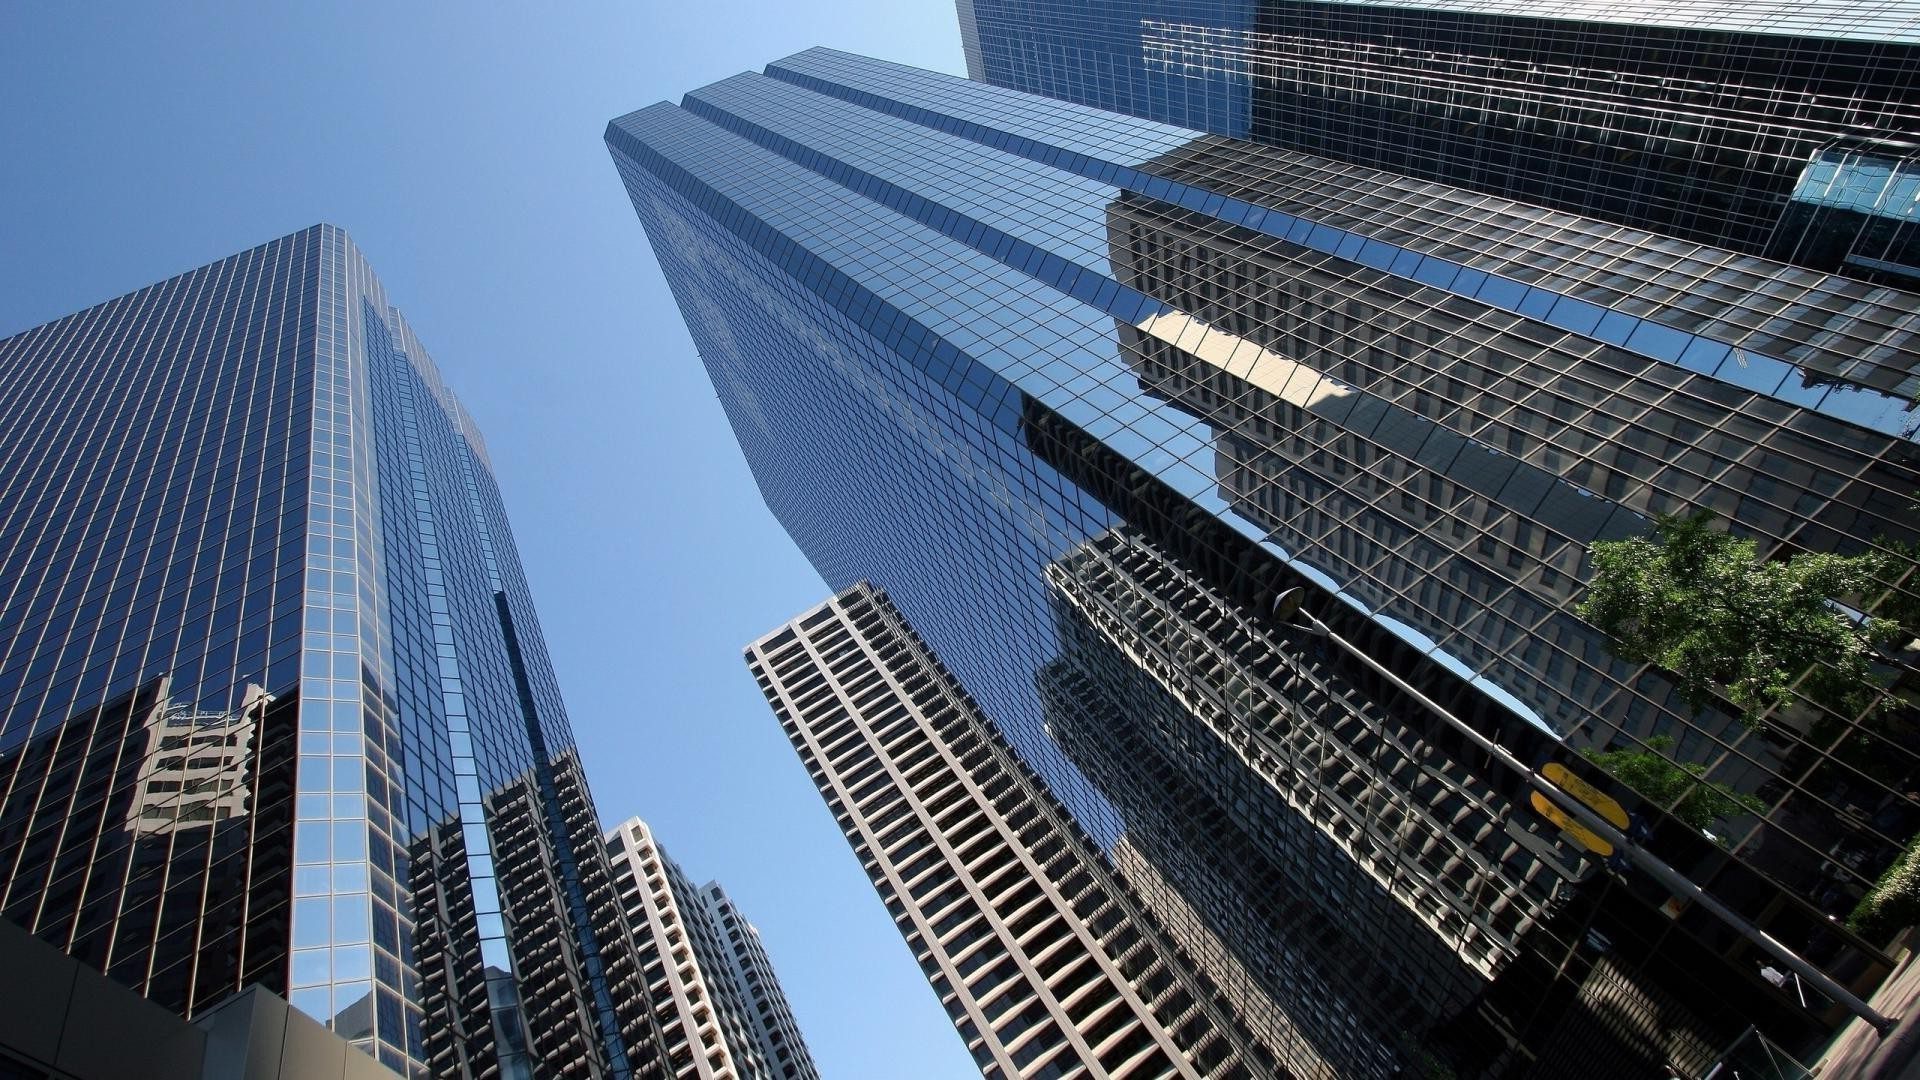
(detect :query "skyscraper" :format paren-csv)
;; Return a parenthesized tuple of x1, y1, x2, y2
(609, 48, 1919, 1075)
(695, 882, 820, 1080)
(0, 226, 664, 1079)
(959, 0, 1920, 282)
(603, 816, 819, 1080)
(747, 584, 1271, 1078)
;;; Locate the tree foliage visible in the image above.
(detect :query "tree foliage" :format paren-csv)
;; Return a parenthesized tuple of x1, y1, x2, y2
(1577, 513, 1899, 724)
(1582, 736, 1765, 832)
(1849, 834, 1920, 943)
(1871, 535, 1920, 636)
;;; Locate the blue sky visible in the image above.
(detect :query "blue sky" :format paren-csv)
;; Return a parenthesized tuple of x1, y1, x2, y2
(0, 4, 974, 1076)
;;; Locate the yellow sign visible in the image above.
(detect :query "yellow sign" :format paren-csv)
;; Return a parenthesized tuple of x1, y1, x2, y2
(1541, 762, 1631, 830)
(1531, 791, 1614, 857)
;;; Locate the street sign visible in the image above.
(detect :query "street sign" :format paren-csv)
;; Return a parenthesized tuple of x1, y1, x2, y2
(1531, 790, 1615, 857)
(1541, 762, 1631, 830)
(1530, 761, 1632, 858)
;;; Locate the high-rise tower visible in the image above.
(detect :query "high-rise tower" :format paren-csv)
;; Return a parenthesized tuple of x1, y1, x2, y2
(603, 817, 819, 1080)
(609, 48, 1920, 1075)
(0, 227, 663, 1079)
(747, 584, 1271, 1079)
(695, 882, 820, 1080)
(959, 0, 1920, 283)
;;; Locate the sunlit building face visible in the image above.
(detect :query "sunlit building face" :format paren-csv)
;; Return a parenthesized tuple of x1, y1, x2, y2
(612, 47, 1920, 1077)
(0, 227, 662, 1079)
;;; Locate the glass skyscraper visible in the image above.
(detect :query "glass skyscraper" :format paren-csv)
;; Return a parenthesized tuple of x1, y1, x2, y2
(609, 48, 1920, 1076)
(0, 226, 664, 1079)
(959, 0, 1920, 284)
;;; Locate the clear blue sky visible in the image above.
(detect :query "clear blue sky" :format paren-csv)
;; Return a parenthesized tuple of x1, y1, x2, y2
(0, 4, 974, 1076)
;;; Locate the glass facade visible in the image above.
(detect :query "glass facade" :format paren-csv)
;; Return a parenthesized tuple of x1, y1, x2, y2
(609, 50, 1920, 1076)
(959, 0, 1920, 285)
(0, 226, 664, 1079)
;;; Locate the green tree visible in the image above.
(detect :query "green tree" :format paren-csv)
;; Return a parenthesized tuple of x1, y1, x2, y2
(1577, 512, 1899, 725)
(1850, 834, 1920, 942)
(1582, 736, 1765, 832)
(1869, 535, 1920, 636)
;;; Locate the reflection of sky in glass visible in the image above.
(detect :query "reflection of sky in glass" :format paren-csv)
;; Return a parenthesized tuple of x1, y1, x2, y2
(618, 47, 1920, 761)
(621, 52, 1592, 747)
(1792, 151, 1920, 223)
(772, 51, 1920, 443)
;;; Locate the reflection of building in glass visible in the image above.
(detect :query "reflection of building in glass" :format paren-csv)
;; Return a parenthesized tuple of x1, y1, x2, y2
(127, 683, 269, 836)
(1038, 527, 1572, 1074)
(474, 750, 666, 1080)
(1087, 153, 1920, 910)
(747, 584, 1272, 1078)
(1035, 526, 1819, 1077)
(1037, 651, 1388, 1078)
(0, 228, 666, 1078)
(1099, 837, 1296, 1063)
(0, 676, 299, 1021)
(1098, 184, 1773, 754)
(603, 817, 818, 1080)
(1050, 521, 1584, 972)
(611, 48, 1920, 1072)
(1775, 139, 1920, 280)
(1022, 403, 1891, 1075)
(960, 0, 1920, 283)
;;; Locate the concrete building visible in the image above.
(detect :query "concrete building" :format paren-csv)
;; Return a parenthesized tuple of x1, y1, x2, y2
(746, 583, 1274, 1079)
(695, 883, 821, 1080)
(604, 818, 817, 1080)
